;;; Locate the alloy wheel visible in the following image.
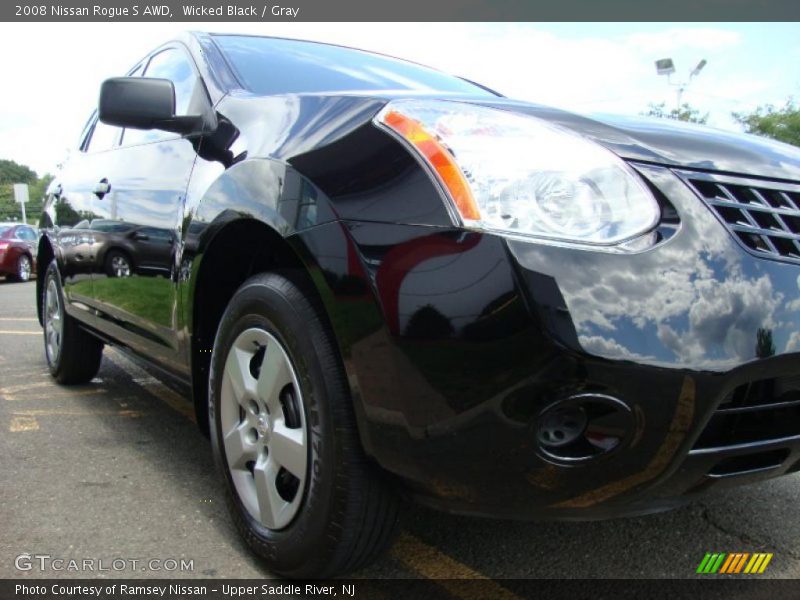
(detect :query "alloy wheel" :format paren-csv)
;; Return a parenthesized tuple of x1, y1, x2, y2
(44, 277, 63, 365)
(220, 327, 308, 530)
(111, 255, 130, 277)
(18, 255, 31, 281)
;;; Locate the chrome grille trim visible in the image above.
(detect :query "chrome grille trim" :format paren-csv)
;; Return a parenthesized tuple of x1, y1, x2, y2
(679, 170, 800, 264)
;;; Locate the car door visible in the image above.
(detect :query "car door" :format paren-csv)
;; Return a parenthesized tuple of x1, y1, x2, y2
(50, 107, 125, 324)
(88, 45, 202, 374)
(128, 226, 176, 275)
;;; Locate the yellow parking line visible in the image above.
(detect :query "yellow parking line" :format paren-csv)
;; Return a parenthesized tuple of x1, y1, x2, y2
(1, 381, 68, 395)
(391, 532, 522, 599)
(0, 330, 40, 335)
(4, 388, 106, 401)
(0, 381, 106, 401)
(106, 348, 196, 423)
(9, 415, 40, 432)
(8, 408, 144, 432)
(13, 408, 144, 417)
(0, 317, 38, 321)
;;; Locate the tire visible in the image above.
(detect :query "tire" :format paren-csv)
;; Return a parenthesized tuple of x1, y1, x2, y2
(13, 254, 32, 282)
(42, 260, 104, 384)
(105, 250, 132, 278)
(209, 272, 399, 578)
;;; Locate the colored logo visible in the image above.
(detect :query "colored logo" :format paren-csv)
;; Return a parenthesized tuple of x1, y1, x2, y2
(697, 552, 773, 574)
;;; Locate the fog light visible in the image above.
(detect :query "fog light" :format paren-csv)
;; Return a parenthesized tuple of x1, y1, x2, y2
(537, 406, 587, 448)
(536, 394, 633, 463)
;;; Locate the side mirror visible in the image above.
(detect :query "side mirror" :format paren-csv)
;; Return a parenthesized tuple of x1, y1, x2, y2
(98, 77, 207, 135)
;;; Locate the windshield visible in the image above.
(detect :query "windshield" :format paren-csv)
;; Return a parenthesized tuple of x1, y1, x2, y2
(213, 35, 493, 97)
(0, 226, 11, 237)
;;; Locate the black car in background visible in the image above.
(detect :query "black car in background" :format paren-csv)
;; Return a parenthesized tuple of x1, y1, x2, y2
(58, 219, 174, 278)
(37, 33, 800, 577)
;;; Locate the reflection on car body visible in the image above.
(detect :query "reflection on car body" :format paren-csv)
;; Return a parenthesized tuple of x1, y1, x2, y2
(56, 219, 175, 278)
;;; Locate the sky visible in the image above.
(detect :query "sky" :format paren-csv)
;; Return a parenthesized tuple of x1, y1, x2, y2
(0, 22, 798, 176)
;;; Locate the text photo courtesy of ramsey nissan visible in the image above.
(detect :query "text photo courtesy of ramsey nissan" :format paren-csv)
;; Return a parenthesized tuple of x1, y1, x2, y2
(2, 3, 800, 598)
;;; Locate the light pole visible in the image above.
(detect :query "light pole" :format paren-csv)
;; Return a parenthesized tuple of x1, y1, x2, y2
(655, 58, 707, 110)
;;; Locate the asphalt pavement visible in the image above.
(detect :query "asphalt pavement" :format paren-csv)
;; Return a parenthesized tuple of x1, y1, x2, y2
(2, 277, 800, 585)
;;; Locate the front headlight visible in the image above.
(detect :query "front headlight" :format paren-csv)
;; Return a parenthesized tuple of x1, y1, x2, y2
(374, 99, 660, 249)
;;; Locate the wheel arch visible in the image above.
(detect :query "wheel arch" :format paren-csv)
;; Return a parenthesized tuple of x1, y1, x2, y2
(185, 216, 345, 437)
(102, 246, 134, 269)
(36, 235, 56, 325)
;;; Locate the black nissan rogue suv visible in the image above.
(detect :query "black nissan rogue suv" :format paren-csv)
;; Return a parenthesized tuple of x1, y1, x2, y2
(37, 32, 800, 577)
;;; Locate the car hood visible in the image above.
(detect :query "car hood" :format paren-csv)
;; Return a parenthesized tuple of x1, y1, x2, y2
(234, 91, 800, 182)
(474, 98, 800, 182)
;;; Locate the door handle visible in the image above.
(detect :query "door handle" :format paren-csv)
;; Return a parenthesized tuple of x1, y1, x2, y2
(93, 178, 111, 199)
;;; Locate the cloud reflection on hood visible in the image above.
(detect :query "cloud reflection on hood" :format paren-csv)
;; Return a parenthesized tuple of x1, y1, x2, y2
(507, 165, 797, 371)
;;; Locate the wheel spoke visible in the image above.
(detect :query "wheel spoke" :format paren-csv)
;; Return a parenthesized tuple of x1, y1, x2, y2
(52, 313, 62, 334)
(224, 346, 256, 406)
(45, 279, 62, 362)
(252, 455, 288, 529)
(255, 342, 292, 414)
(269, 421, 306, 478)
(223, 421, 257, 470)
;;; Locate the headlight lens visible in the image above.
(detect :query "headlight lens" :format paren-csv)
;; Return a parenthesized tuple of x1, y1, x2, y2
(374, 99, 660, 248)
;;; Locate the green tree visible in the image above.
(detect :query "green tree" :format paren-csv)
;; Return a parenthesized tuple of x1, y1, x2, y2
(0, 159, 36, 183)
(755, 327, 776, 359)
(643, 101, 709, 125)
(0, 158, 51, 224)
(733, 99, 800, 147)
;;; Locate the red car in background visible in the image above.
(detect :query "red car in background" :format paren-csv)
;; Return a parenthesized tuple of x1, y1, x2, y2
(0, 223, 37, 282)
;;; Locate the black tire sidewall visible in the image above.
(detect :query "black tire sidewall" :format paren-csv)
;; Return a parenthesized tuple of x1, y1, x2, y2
(209, 274, 338, 575)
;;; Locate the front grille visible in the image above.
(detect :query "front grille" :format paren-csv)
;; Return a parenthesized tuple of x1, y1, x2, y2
(693, 376, 800, 450)
(684, 174, 800, 264)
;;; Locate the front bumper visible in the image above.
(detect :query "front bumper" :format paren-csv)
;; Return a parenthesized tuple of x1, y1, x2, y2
(296, 163, 800, 519)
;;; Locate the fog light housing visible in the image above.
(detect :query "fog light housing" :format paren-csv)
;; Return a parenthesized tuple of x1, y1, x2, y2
(536, 394, 633, 463)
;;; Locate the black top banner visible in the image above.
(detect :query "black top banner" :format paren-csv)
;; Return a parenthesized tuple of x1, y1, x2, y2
(3, 0, 800, 21)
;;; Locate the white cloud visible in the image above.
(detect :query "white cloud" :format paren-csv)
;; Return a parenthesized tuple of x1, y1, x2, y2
(625, 28, 741, 54)
(578, 335, 655, 361)
(656, 274, 782, 363)
(787, 331, 800, 353)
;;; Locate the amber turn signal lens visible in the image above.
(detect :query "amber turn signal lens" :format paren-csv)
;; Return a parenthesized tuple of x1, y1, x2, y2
(381, 110, 481, 222)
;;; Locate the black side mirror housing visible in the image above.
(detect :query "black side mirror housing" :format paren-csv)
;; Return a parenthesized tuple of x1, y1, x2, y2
(98, 77, 211, 135)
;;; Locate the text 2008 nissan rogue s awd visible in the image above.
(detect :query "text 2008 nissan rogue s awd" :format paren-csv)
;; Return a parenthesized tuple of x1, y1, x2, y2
(36, 32, 800, 577)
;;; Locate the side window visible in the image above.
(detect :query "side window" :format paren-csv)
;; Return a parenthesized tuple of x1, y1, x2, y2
(85, 119, 121, 153)
(122, 48, 198, 146)
(138, 226, 173, 242)
(90, 220, 135, 233)
(81, 63, 144, 153)
(18, 227, 37, 240)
